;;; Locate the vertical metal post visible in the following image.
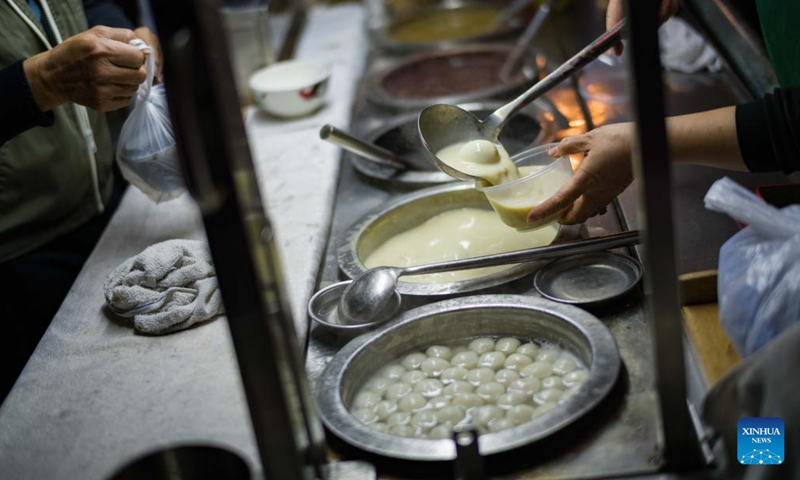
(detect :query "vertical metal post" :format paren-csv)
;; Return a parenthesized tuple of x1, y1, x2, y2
(624, 0, 706, 471)
(151, 1, 327, 479)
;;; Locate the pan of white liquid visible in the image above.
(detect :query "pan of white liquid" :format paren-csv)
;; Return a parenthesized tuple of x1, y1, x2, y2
(337, 182, 579, 297)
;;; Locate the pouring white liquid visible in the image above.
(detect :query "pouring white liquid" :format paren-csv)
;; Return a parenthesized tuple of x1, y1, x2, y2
(436, 140, 521, 186)
(436, 140, 571, 231)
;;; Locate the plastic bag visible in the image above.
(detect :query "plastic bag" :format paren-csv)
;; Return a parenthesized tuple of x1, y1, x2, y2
(704, 177, 800, 356)
(116, 39, 185, 202)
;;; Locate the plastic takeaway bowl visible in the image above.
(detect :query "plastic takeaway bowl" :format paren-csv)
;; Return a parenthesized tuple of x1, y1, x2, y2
(477, 143, 573, 231)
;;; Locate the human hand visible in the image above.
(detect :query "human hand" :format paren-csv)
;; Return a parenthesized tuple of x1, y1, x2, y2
(606, 0, 681, 55)
(527, 123, 634, 225)
(23, 26, 146, 112)
(133, 27, 163, 84)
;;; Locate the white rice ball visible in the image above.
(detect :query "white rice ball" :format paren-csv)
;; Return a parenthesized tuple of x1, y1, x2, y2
(494, 337, 521, 354)
(468, 338, 495, 354)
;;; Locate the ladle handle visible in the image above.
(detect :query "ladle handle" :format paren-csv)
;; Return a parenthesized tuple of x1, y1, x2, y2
(500, 0, 554, 81)
(495, 0, 533, 26)
(320, 124, 407, 170)
(489, 19, 626, 131)
(402, 230, 640, 276)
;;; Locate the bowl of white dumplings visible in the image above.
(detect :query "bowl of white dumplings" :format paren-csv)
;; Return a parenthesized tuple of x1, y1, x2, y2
(315, 294, 620, 461)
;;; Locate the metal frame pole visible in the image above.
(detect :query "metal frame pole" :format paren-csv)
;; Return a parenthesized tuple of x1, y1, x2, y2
(151, 1, 327, 478)
(624, 0, 706, 471)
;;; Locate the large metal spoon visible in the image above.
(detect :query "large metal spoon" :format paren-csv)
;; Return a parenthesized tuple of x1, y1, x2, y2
(320, 124, 408, 170)
(419, 20, 626, 182)
(338, 229, 640, 325)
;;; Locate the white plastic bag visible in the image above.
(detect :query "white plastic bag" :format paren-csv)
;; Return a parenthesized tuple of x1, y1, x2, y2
(704, 177, 800, 356)
(116, 40, 184, 202)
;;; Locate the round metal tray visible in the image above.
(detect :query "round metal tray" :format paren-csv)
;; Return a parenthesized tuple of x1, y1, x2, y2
(348, 100, 565, 187)
(337, 182, 577, 296)
(533, 252, 643, 307)
(315, 295, 621, 461)
(366, 44, 539, 110)
(375, 0, 528, 53)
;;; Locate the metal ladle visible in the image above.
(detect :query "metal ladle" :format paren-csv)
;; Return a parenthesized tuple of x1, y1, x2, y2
(337, 229, 640, 325)
(499, 0, 554, 81)
(418, 20, 626, 182)
(320, 124, 408, 170)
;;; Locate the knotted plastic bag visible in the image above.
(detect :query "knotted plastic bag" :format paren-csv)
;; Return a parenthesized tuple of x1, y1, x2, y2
(704, 177, 800, 356)
(116, 39, 185, 202)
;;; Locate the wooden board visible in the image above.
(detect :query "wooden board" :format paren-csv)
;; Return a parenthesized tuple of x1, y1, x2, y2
(679, 270, 741, 386)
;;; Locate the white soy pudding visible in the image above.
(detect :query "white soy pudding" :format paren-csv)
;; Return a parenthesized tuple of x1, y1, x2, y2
(363, 208, 558, 284)
(349, 336, 589, 439)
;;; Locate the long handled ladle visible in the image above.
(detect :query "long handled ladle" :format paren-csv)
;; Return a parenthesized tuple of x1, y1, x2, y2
(320, 124, 408, 170)
(419, 20, 626, 182)
(337, 229, 640, 325)
(499, 0, 554, 81)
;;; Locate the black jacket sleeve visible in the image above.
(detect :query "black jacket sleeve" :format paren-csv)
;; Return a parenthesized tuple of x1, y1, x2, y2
(0, 60, 54, 147)
(83, 0, 135, 29)
(737, 87, 800, 174)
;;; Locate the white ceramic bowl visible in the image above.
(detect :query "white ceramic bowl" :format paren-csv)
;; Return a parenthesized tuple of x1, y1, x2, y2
(248, 60, 331, 117)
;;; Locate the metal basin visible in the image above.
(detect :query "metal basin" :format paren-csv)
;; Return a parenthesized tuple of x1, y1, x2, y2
(315, 295, 621, 461)
(366, 44, 539, 109)
(348, 100, 565, 186)
(376, 1, 529, 52)
(338, 183, 576, 296)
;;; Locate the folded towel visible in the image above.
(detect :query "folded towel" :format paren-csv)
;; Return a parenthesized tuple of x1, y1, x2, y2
(659, 17, 722, 74)
(104, 239, 224, 334)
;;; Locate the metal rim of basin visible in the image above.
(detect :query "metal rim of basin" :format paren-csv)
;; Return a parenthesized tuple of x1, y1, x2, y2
(315, 294, 621, 461)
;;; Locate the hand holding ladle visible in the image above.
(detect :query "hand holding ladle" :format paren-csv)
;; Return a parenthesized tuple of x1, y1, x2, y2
(418, 20, 626, 182)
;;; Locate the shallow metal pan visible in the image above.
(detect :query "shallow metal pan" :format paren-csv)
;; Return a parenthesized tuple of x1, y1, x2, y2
(337, 183, 578, 296)
(375, 0, 529, 53)
(365, 44, 540, 110)
(533, 252, 643, 307)
(315, 294, 621, 461)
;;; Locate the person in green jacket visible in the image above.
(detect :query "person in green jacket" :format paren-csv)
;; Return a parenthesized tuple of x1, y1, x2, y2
(0, 0, 161, 401)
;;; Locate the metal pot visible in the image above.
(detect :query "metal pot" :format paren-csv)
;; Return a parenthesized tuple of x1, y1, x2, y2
(315, 295, 621, 461)
(375, 0, 528, 52)
(347, 100, 565, 186)
(337, 182, 578, 296)
(366, 44, 540, 110)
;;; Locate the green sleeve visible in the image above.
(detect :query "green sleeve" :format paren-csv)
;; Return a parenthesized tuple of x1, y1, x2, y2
(756, 0, 800, 87)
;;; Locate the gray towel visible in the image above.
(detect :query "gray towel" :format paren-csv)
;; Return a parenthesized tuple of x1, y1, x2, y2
(104, 239, 224, 334)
